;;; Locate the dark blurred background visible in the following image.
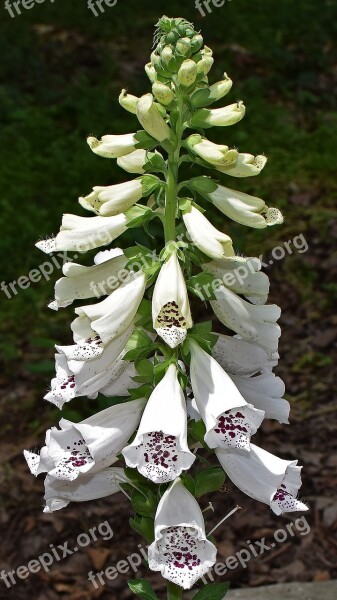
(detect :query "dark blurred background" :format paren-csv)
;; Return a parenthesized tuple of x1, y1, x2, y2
(0, 1, 337, 599)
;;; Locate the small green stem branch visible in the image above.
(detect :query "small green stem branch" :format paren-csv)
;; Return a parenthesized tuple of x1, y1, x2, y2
(164, 96, 185, 245)
(167, 581, 183, 600)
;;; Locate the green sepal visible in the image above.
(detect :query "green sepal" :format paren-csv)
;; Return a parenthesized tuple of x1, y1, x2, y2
(134, 130, 158, 151)
(143, 152, 167, 174)
(153, 358, 175, 386)
(190, 87, 213, 108)
(186, 244, 210, 267)
(129, 515, 154, 544)
(134, 358, 155, 382)
(188, 272, 219, 302)
(125, 205, 153, 229)
(195, 466, 226, 498)
(123, 328, 154, 362)
(188, 176, 218, 195)
(193, 583, 230, 600)
(135, 298, 153, 329)
(128, 580, 159, 600)
(129, 384, 153, 401)
(140, 174, 162, 197)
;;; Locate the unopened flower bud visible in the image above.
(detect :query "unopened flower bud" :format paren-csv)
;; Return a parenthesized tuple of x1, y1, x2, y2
(151, 51, 161, 67)
(137, 93, 172, 142)
(190, 102, 246, 128)
(178, 59, 197, 87)
(119, 89, 139, 114)
(191, 34, 203, 53)
(176, 37, 191, 56)
(161, 46, 174, 64)
(197, 55, 214, 76)
(145, 63, 157, 83)
(209, 74, 233, 101)
(152, 82, 175, 106)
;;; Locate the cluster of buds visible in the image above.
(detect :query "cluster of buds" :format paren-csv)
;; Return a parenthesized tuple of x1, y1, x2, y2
(26, 16, 307, 598)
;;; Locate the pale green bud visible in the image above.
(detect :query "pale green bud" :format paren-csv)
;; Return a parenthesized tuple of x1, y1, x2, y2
(176, 37, 191, 56)
(137, 93, 172, 142)
(197, 55, 214, 76)
(161, 46, 174, 64)
(177, 59, 197, 87)
(209, 74, 233, 101)
(151, 51, 161, 67)
(119, 89, 139, 114)
(152, 82, 175, 106)
(145, 62, 157, 83)
(191, 34, 203, 53)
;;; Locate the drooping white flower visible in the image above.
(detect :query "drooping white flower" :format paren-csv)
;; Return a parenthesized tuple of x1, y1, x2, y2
(49, 249, 128, 310)
(137, 94, 172, 142)
(216, 444, 308, 515)
(43, 467, 124, 513)
(79, 179, 143, 216)
(186, 134, 238, 168)
(36, 214, 128, 254)
(190, 342, 264, 451)
(119, 89, 139, 114)
(202, 256, 270, 305)
(207, 184, 283, 229)
(230, 371, 289, 424)
(212, 333, 278, 375)
(190, 101, 246, 128)
(87, 133, 137, 158)
(122, 364, 195, 483)
(211, 284, 281, 353)
(216, 153, 267, 177)
(24, 398, 146, 482)
(44, 326, 135, 408)
(117, 149, 147, 174)
(71, 270, 146, 346)
(148, 478, 217, 589)
(152, 253, 192, 348)
(183, 205, 234, 260)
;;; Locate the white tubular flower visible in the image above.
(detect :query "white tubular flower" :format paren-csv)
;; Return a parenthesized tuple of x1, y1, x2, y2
(230, 372, 290, 424)
(137, 94, 172, 142)
(190, 102, 246, 128)
(186, 134, 238, 168)
(202, 256, 270, 305)
(190, 342, 264, 451)
(99, 361, 138, 397)
(87, 133, 137, 158)
(79, 179, 143, 216)
(36, 214, 128, 254)
(50, 249, 127, 310)
(43, 467, 124, 513)
(117, 149, 147, 174)
(212, 334, 278, 376)
(208, 185, 283, 229)
(217, 153, 267, 177)
(119, 89, 139, 114)
(211, 285, 281, 353)
(72, 270, 146, 346)
(152, 253, 192, 348)
(45, 326, 134, 408)
(216, 444, 308, 515)
(25, 398, 146, 482)
(122, 364, 195, 483)
(148, 478, 217, 589)
(183, 205, 234, 260)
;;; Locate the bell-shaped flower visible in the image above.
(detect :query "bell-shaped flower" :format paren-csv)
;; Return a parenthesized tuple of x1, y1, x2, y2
(71, 270, 146, 347)
(183, 205, 234, 260)
(202, 256, 269, 305)
(36, 213, 128, 254)
(152, 252, 192, 348)
(79, 179, 143, 216)
(207, 184, 283, 229)
(45, 326, 134, 408)
(122, 364, 195, 483)
(43, 467, 124, 513)
(25, 398, 146, 482)
(230, 371, 290, 424)
(211, 284, 281, 353)
(216, 444, 308, 515)
(50, 249, 128, 310)
(186, 134, 238, 168)
(212, 334, 278, 376)
(137, 94, 172, 142)
(190, 342, 264, 451)
(119, 89, 139, 114)
(216, 153, 267, 177)
(87, 133, 137, 158)
(148, 478, 217, 589)
(190, 101, 245, 129)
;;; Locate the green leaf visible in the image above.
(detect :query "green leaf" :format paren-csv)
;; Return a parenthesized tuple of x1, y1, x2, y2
(195, 466, 226, 498)
(134, 130, 158, 151)
(190, 87, 213, 108)
(128, 579, 159, 600)
(129, 384, 153, 401)
(124, 328, 153, 360)
(180, 473, 195, 495)
(131, 489, 157, 519)
(189, 419, 207, 444)
(129, 515, 154, 544)
(178, 197, 192, 212)
(193, 583, 230, 600)
(188, 272, 218, 302)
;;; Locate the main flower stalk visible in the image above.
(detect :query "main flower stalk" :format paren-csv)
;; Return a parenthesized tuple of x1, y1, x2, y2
(164, 96, 184, 244)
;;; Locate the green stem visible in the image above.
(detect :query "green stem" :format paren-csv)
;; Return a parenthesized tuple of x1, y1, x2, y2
(167, 581, 183, 600)
(164, 96, 185, 245)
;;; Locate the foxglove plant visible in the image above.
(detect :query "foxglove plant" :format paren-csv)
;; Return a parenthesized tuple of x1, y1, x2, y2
(26, 16, 308, 600)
